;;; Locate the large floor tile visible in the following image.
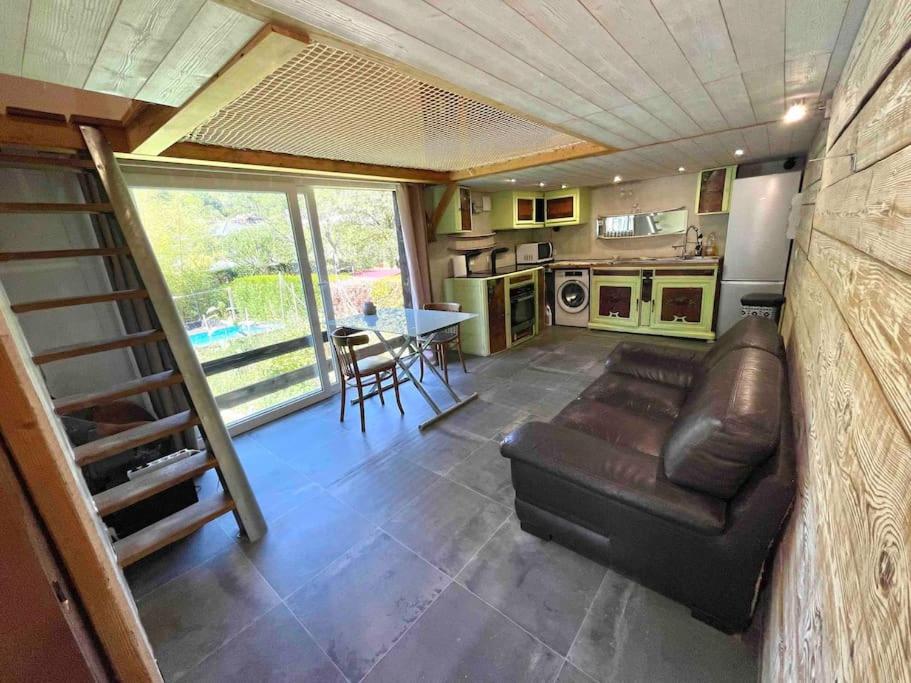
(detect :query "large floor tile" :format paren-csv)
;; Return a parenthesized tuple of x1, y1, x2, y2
(287, 532, 450, 681)
(443, 398, 529, 440)
(329, 452, 439, 524)
(568, 571, 758, 682)
(556, 661, 598, 683)
(137, 547, 280, 681)
(459, 517, 606, 655)
(241, 484, 375, 597)
(388, 423, 487, 474)
(384, 478, 512, 576)
(185, 604, 344, 683)
(481, 381, 579, 420)
(363, 583, 562, 682)
(446, 440, 515, 507)
(126, 518, 235, 600)
(532, 350, 601, 375)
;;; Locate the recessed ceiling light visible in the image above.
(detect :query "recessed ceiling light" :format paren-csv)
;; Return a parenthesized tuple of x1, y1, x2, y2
(784, 102, 808, 123)
(613, 175, 622, 183)
(538, 181, 546, 187)
(506, 178, 516, 183)
(677, 166, 686, 172)
(734, 148, 744, 157)
(561, 183, 568, 189)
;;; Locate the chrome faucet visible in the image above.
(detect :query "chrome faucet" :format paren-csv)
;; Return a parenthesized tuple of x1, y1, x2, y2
(680, 225, 703, 259)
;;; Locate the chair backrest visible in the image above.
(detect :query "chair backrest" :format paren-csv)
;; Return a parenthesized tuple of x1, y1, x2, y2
(423, 302, 461, 313)
(330, 327, 371, 378)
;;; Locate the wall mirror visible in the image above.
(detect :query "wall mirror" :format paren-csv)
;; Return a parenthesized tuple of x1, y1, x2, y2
(596, 207, 688, 239)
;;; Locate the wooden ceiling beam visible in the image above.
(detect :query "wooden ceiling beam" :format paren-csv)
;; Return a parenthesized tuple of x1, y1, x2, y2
(449, 141, 615, 181)
(0, 113, 129, 152)
(128, 141, 450, 184)
(126, 25, 309, 156)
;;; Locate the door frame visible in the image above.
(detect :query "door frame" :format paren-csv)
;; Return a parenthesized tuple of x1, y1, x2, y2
(124, 166, 401, 434)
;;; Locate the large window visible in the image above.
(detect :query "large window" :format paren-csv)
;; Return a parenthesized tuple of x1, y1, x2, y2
(131, 175, 408, 430)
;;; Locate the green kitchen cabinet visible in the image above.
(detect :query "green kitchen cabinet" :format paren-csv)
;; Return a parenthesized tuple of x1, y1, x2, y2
(489, 191, 544, 230)
(695, 166, 735, 215)
(589, 271, 641, 330)
(427, 185, 472, 235)
(544, 187, 589, 226)
(586, 264, 719, 341)
(649, 274, 716, 338)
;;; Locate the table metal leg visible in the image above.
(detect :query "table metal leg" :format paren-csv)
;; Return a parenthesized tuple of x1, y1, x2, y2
(374, 331, 478, 430)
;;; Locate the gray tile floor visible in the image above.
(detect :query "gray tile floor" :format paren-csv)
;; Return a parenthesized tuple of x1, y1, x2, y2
(128, 326, 760, 682)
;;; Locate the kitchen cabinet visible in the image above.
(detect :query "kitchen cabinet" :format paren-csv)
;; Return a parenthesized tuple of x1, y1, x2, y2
(588, 263, 719, 340)
(695, 166, 735, 215)
(427, 185, 472, 235)
(544, 187, 589, 226)
(489, 191, 544, 229)
(490, 187, 589, 230)
(443, 267, 543, 356)
(590, 270, 641, 329)
(650, 273, 716, 336)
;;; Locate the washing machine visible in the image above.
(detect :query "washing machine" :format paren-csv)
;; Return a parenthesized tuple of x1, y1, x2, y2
(554, 268, 590, 327)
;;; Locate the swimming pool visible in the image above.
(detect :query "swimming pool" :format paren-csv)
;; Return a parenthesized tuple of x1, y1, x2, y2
(188, 323, 275, 347)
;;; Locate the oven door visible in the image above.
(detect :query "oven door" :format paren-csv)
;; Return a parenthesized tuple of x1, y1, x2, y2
(510, 285, 536, 341)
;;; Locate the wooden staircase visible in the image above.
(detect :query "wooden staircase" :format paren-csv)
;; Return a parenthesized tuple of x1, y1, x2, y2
(0, 127, 265, 568)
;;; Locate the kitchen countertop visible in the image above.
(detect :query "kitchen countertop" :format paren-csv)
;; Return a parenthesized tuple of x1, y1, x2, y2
(453, 264, 544, 280)
(548, 256, 720, 268)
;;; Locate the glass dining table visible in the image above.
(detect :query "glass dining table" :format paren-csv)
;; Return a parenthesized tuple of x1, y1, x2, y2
(329, 307, 478, 430)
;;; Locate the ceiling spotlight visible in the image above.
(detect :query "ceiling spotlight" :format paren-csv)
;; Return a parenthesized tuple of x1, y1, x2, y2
(613, 175, 622, 183)
(784, 102, 808, 123)
(561, 184, 568, 189)
(677, 166, 686, 172)
(506, 178, 517, 183)
(538, 182, 546, 187)
(734, 148, 744, 157)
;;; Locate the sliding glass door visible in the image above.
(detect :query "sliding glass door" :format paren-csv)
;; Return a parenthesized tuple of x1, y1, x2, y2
(129, 173, 408, 432)
(132, 186, 330, 429)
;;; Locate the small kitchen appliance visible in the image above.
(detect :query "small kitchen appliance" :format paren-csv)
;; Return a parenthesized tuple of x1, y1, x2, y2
(516, 241, 555, 264)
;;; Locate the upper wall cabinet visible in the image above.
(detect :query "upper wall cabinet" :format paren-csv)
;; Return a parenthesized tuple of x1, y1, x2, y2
(695, 166, 735, 215)
(428, 185, 472, 235)
(489, 191, 544, 229)
(490, 187, 589, 230)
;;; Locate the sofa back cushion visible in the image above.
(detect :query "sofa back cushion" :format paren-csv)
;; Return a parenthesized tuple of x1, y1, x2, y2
(702, 317, 785, 371)
(663, 347, 782, 498)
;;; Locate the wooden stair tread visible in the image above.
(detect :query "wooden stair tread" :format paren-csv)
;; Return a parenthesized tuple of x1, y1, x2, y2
(0, 247, 129, 262)
(73, 410, 199, 466)
(33, 329, 165, 364)
(0, 202, 113, 213)
(114, 493, 234, 567)
(54, 370, 183, 415)
(93, 451, 216, 516)
(12, 288, 147, 313)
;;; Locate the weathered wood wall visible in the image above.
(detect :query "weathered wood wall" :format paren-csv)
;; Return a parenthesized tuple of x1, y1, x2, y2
(762, 0, 911, 679)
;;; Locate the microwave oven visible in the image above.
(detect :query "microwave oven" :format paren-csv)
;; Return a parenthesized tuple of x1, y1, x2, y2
(516, 241, 555, 264)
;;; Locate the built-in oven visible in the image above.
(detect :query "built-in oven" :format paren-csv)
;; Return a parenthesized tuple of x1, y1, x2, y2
(510, 283, 536, 342)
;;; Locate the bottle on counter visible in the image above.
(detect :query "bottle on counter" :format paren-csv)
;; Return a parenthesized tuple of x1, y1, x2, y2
(703, 233, 718, 257)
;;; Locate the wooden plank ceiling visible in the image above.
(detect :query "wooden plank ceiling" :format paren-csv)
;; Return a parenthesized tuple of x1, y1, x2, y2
(0, 0, 870, 183)
(0, 0, 263, 107)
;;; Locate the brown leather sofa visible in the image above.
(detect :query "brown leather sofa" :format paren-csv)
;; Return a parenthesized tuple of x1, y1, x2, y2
(500, 318, 796, 632)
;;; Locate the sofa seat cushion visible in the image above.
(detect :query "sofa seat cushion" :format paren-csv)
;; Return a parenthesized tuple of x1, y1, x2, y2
(501, 421, 726, 534)
(663, 348, 782, 499)
(604, 342, 703, 389)
(581, 372, 687, 419)
(552, 398, 673, 458)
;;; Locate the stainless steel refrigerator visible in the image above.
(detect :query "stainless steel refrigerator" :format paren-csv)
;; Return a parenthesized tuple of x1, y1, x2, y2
(717, 171, 802, 334)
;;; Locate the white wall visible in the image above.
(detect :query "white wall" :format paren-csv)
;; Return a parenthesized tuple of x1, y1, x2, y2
(0, 168, 138, 400)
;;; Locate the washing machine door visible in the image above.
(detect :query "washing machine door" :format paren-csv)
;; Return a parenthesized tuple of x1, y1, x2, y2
(557, 280, 588, 313)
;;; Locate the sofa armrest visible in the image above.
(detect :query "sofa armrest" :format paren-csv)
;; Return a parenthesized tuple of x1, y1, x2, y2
(605, 342, 704, 389)
(501, 421, 726, 534)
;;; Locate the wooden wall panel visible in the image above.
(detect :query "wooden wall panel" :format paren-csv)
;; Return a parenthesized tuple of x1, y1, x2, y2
(762, 0, 911, 678)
